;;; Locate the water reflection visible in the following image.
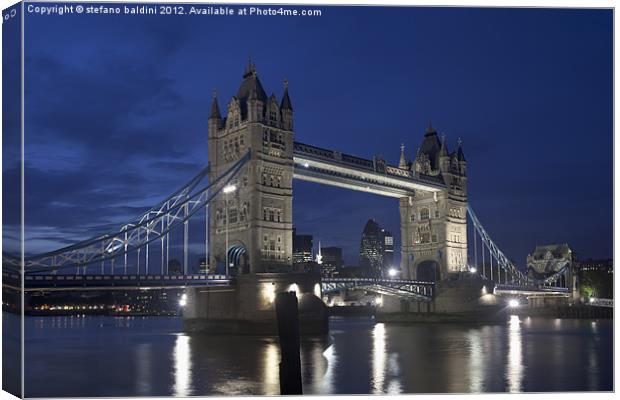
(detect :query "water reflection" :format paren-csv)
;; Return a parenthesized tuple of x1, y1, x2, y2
(371, 322, 402, 394)
(300, 338, 332, 394)
(372, 323, 386, 393)
(172, 334, 191, 396)
(20, 314, 612, 396)
(261, 341, 279, 395)
(467, 330, 483, 393)
(506, 315, 523, 393)
(320, 344, 337, 394)
(136, 343, 152, 395)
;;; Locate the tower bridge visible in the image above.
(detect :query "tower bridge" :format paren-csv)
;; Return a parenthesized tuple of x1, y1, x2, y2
(3, 61, 583, 329)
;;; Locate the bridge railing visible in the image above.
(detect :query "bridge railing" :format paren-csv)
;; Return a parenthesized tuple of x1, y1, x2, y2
(322, 277, 435, 286)
(587, 297, 614, 308)
(321, 277, 435, 300)
(3, 271, 232, 289)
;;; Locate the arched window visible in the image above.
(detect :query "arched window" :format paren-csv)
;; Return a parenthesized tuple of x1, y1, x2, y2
(420, 208, 430, 220)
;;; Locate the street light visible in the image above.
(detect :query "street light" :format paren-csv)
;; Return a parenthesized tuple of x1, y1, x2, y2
(388, 268, 398, 278)
(470, 267, 477, 274)
(508, 299, 519, 308)
(223, 184, 237, 277)
(179, 293, 187, 307)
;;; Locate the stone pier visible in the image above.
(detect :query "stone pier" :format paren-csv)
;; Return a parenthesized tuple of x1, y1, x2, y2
(376, 277, 508, 323)
(183, 272, 328, 335)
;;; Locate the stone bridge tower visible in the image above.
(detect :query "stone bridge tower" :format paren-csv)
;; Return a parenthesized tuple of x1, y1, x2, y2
(400, 123, 468, 281)
(207, 61, 294, 274)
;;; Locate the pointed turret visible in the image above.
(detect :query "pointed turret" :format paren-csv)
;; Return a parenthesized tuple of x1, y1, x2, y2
(237, 59, 267, 121)
(425, 120, 437, 136)
(280, 79, 293, 111)
(439, 134, 448, 157)
(456, 138, 466, 162)
(418, 121, 442, 171)
(438, 133, 450, 174)
(208, 90, 222, 136)
(399, 143, 407, 169)
(243, 57, 257, 78)
(280, 78, 294, 131)
(209, 90, 221, 120)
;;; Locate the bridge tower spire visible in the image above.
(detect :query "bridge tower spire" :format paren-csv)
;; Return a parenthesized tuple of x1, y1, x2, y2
(208, 90, 222, 134)
(398, 143, 407, 169)
(207, 61, 295, 274)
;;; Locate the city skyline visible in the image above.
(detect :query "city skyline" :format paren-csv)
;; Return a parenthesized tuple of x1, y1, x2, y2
(4, 6, 612, 272)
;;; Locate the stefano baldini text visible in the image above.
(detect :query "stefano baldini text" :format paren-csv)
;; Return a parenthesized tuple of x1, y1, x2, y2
(124, 5, 237, 15)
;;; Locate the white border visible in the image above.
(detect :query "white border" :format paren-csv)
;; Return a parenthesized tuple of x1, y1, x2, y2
(0, 1, 616, 400)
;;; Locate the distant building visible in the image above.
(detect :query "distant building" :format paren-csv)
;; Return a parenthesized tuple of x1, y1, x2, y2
(382, 229, 394, 272)
(321, 246, 343, 277)
(526, 243, 575, 279)
(198, 257, 208, 274)
(579, 258, 613, 299)
(168, 259, 183, 275)
(338, 265, 365, 278)
(359, 219, 396, 277)
(580, 258, 613, 274)
(359, 219, 385, 277)
(293, 229, 313, 264)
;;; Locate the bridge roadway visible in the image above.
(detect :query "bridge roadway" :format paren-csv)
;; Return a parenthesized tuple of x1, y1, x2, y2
(4, 272, 435, 300)
(4, 272, 576, 304)
(292, 141, 446, 197)
(493, 284, 570, 297)
(3, 272, 231, 292)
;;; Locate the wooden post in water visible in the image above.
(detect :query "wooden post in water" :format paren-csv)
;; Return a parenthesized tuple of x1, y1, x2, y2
(275, 291, 303, 395)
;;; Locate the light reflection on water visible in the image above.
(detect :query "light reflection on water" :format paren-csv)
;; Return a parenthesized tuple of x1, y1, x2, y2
(371, 322, 402, 394)
(506, 315, 523, 393)
(17, 314, 612, 397)
(172, 334, 192, 397)
(261, 341, 279, 395)
(371, 323, 386, 393)
(467, 329, 484, 393)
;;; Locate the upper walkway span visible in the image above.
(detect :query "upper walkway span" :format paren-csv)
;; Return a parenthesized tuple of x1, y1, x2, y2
(292, 142, 446, 197)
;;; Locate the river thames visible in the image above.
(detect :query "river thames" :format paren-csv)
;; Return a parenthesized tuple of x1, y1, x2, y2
(5, 313, 613, 396)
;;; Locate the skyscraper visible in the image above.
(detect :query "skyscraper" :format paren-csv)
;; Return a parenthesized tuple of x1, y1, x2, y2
(359, 219, 384, 277)
(321, 246, 343, 277)
(359, 220, 396, 277)
(292, 229, 313, 264)
(382, 229, 395, 272)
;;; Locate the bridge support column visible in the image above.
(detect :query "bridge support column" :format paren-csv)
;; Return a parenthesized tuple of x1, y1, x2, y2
(399, 191, 468, 281)
(183, 273, 327, 335)
(207, 65, 295, 274)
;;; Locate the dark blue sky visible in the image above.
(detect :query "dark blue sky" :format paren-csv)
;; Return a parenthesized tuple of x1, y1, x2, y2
(5, 4, 612, 267)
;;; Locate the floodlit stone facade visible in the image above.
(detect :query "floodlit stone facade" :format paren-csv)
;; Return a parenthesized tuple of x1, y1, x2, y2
(207, 61, 294, 273)
(400, 124, 468, 281)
